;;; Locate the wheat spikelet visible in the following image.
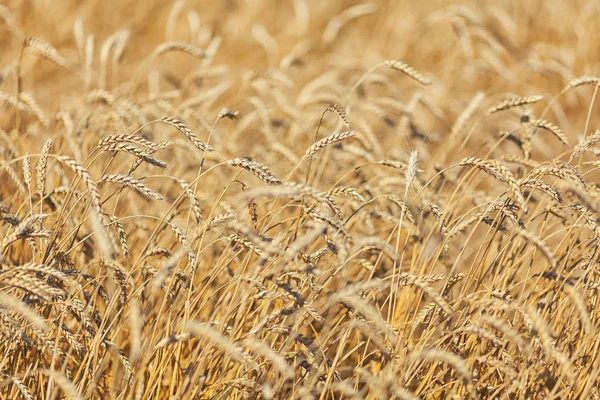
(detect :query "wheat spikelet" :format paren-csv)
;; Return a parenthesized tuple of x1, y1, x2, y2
(228, 158, 282, 185)
(107, 214, 129, 258)
(304, 130, 356, 158)
(166, 222, 196, 269)
(24, 37, 70, 69)
(102, 259, 130, 306)
(203, 211, 234, 232)
(22, 153, 31, 191)
(83, 34, 94, 90)
(178, 179, 203, 223)
(100, 174, 163, 200)
(149, 41, 206, 62)
(103, 142, 168, 169)
(486, 95, 544, 114)
(226, 220, 285, 258)
(562, 75, 600, 93)
(531, 163, 586, 188)
(97, 133, 168, 152)
(571, 129, 600, 159)
(329, 186, 365, 202)
(387, 195, 417, 224)
(6, 375, 34, 400)
(384, 60, 432, 86)
(326, 103, 351, 128)
(143, 246, 172, 259)
(102, 339, 133, 385)
(459, 157, 526, 211)
(405, 150, 419, 194)
(36, 138, 53, 199)
(519, 178, 563, 203)
(160, 116, 214, 152)
(379, 159, 409, 171)
(217, 107, 240, 120)
(529, 119, 569, 146)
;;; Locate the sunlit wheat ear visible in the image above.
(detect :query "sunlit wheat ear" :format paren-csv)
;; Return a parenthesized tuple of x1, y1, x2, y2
(486, 95, 544, 114)
(528, 119, 569, 145)
(177, 179, 203, 223)
(458, 157, 527, 212)
(96, 133, 169, 152)
(22, 153, 31, 191)
(23, 37, 71, 69)
(519, 178, 563, 203)
(562, 76, 600, 94)
(571, 129, 600, 160)
(102, 142, 167, 169)
(160, 117, 215, 152)
(304, 130, 356, 158)
(146, 41, 205, 64)
(228, 158, 282, 185)
(326, 103, 351, 128)
(100, 174, 163, 200)
(329, 186, 365, 202)
(36, 138, 53, 200)
(217, 107, 240, 120)
(384, 60, 432, 86)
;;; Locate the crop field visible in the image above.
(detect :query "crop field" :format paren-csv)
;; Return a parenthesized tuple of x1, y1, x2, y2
(1, 0, 600, 398)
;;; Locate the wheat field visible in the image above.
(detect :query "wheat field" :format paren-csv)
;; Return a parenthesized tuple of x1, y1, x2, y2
(1, 0, 600, 398)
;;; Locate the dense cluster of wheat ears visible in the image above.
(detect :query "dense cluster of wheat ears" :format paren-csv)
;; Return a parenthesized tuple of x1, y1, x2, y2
(2, 1, 600, 399)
